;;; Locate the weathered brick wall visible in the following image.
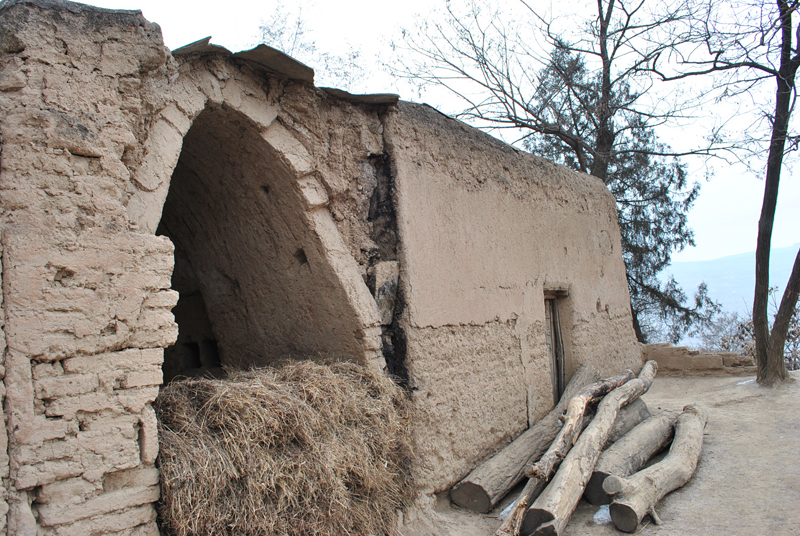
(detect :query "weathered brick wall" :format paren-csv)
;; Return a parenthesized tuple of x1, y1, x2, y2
(0, 1, 392, 532)
(0, 2, 174, 533)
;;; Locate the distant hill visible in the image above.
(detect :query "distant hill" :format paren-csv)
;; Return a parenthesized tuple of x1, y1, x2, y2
(665, 244, 799, 315)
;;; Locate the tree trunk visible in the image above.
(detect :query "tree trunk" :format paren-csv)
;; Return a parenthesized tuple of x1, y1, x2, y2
(755, 0, 800, 385)
(493, 408, 598, 536)
(629, 294, 647, 343)
(585, 410, 678, 505)
(522, 361, 658, 536)
(604, 404, 708, 533)
(526, 370, 635, 481)
(605, 398, 651, 448)
(451, 365, 601, 513)
(590, 0, 617, 184)
(767, 249, 800, 378)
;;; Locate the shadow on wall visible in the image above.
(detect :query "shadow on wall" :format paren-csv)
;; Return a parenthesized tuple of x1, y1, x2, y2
(156, 104, 364, 381)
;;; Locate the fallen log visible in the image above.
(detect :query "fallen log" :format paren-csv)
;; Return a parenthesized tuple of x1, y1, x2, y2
(525, 369, 635, 482)
(522, 360, 658, 536)
(605, 398, 651, 448)
(451, 365, 600, 513)
(584, 409, 678, 505)
(604, 404, 708, 533)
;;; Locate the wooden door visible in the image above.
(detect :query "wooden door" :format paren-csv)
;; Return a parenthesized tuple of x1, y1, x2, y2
(545, 298, 565, 404)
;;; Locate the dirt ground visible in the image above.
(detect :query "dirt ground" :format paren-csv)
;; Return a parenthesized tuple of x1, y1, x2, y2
(402, 370, 800, 536)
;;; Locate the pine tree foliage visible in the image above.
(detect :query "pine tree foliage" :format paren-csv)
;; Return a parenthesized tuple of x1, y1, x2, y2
(522, 48, 710, 342)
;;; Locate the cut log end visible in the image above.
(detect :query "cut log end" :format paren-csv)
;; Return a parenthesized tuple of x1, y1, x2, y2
(584, 471, 612, 505)
(602, 474, 626, 495)
(450, 482, 491, 514)
(609, 502, 640, 533)
(521, 508, 555, 536)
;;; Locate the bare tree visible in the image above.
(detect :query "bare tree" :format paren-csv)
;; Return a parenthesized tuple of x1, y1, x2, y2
(391, 0, 720, 342)
(649, 0, 800, 384)
(258, 1, 363, 90)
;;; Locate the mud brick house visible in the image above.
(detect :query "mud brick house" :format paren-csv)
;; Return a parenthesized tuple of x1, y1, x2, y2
(0, 0, 642, 532)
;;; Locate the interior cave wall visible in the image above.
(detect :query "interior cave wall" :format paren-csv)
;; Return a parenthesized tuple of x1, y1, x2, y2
(157, 104, 369, 377)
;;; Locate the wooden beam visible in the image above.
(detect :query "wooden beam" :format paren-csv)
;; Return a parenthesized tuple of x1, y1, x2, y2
(585, 409, 678, 505)
(525, 370, 636, 482)
(604, 404, 708, 533)
(605, 398, 651, 448)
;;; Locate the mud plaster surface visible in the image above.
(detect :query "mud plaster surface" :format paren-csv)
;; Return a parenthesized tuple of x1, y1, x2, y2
(401, 371, 800, 536)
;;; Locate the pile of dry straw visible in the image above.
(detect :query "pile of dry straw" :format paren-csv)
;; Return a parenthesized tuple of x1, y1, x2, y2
(155, 360, 415, 536)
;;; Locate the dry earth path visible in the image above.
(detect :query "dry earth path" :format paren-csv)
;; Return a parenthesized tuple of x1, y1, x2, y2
(401, 370, 800, 536)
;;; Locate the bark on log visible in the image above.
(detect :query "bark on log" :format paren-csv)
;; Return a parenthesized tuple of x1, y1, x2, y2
(585, 409, 678, 505)
(604, 404, 708, 533)
(522, 361, 659, 536)
(605, 398, 651, 448)
(525, 370, 635, 482)
(492, 411, 595, 536)
(451, 365, 600, 513)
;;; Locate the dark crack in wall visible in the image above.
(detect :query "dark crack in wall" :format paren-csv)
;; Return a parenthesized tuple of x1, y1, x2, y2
(367, 148, 409, 386)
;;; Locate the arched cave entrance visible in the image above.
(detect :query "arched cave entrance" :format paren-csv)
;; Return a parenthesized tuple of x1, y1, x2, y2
(157, 104, 367, 382)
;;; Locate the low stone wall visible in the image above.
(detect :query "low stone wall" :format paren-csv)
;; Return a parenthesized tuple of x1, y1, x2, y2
(643, 343, 755, 375)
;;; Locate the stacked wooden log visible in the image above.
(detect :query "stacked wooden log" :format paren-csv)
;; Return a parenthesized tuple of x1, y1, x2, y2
(603, 405, 708, 533)
(451, 365, 601, 514)
(448, 360, 707, 536)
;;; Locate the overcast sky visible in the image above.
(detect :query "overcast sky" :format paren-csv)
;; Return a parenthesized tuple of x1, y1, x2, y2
(87, 0, 799, 265)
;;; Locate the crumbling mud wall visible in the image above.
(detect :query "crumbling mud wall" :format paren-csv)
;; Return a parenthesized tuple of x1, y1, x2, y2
(386, 103, 642, 499)
(0, 0, 641, 533)
(0, 0, 395, 533)
(643, 343, 756, 375)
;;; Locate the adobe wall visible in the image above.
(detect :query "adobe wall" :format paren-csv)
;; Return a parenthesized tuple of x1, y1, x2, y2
(0, 0, 642, 533)
(643, 343, 755, 375)
(387, 103, 642, 498)
(0, 3, 174, 533)
(0, 0, 393, 533)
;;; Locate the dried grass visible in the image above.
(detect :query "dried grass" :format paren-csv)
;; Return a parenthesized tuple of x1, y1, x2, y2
(155, 360, 415, 536)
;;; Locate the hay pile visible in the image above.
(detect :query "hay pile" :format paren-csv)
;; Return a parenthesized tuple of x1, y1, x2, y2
(155, 360, 415, 536)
